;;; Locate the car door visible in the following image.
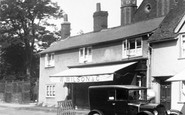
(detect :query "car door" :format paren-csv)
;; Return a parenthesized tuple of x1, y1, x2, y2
(114, 88, 128, 115)
(107, 89, 116, 115)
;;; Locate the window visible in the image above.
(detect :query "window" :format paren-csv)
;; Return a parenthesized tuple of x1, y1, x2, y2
(122, 38, 143, 58)
(179, 81, 185, 102)
(79, 47, 92, 63)
(45, 53, 55, 67)
(46, 84, 55, 97)
(145, 4, 152, 13)
(180, 34, 185, 58)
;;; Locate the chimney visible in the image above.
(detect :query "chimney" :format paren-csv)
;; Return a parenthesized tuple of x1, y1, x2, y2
(93, 3, 108, 32)
(61, 14, 71, 39)
(121, 0, 137, 26)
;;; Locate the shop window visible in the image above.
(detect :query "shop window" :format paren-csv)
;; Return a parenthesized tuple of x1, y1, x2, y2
(79, 47, 92, 63)
(180, 34, 185, 58)
(46, 84, 55, 97)
(122, 38, 143, 58)
(45, 53, 55, 68)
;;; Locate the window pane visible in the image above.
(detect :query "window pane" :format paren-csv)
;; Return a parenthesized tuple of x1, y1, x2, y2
(136, 39, 141, 48)
(80, 49, 83, 57)
(123, 40, 128, 50)
(129, 40, 135, 49)
(85, 48, 88, 55)
(88, 47, 92, 55)
(116, 89, 127, 100)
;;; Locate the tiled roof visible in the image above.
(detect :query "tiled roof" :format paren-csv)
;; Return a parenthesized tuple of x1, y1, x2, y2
(40, 17, 164, 54)
(149, 1, 185, 43)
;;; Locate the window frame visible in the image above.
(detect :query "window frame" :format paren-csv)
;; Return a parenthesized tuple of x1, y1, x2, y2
(79, 46, 92, 63)
(46, 84, 56, 97)
(45, 53, 55, 68)
(180, 34, 185, 58)
(122, 38, 143, 58)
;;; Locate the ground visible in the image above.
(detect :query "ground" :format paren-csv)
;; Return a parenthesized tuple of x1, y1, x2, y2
(0, 106, 56, 115)
(0, 102, 89, 115)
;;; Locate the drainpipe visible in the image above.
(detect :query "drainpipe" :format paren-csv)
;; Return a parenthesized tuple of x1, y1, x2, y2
(147, 42, 153, 89)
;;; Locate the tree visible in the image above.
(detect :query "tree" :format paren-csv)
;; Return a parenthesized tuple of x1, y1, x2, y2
(0, 0, 63, 81)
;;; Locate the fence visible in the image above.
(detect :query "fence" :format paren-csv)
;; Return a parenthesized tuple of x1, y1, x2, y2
(57, 100, 76, 115)
(0, 81, 30, 103)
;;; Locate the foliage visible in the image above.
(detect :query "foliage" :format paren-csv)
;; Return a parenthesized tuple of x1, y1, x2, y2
(0, 0, 63, 81)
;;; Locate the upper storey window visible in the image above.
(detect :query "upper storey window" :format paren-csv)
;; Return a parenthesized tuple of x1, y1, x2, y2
(122, 38, 143, 58)
(79, 47, 92, 63)
(180, 34, 185, 58)
(45, 53, 55, 68)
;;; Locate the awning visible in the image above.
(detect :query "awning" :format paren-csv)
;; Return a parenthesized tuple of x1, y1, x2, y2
(166, 69, 185, 81)
(50, 62, 136, 83)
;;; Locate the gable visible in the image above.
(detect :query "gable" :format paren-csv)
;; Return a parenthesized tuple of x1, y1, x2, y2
(133, 0, 157, 22)
(148, 0, 185, 43)
(175, 14, 185, 33)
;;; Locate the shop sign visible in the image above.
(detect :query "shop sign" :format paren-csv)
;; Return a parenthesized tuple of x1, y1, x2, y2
(60, 74, 113, 83)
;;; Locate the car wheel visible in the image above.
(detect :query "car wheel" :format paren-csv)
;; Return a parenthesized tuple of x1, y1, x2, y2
(88, 111, 103, 115)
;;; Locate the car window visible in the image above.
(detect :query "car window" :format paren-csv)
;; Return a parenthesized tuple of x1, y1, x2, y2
(128, 89, 146, 101)
(116, 89, 127, 100)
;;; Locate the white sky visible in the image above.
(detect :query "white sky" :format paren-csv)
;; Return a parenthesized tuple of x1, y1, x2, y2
(52, 0, 143, 36)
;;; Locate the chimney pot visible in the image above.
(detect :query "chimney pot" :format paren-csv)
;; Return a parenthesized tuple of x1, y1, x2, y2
(64, 14, 68, 22)
(96, 3, 101, 11)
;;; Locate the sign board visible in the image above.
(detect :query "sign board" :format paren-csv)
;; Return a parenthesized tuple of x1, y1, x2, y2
(50, 74, 114, 83)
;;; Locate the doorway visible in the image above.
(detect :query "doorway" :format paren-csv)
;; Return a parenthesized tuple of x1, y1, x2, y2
(160, 81, 171, 110)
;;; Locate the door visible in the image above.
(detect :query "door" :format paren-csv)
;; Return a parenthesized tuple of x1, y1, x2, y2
(160, 82, 171, 110)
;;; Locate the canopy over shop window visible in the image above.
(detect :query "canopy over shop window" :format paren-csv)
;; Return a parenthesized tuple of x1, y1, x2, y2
(166, 69, 185, 81)
(50, 62, 136, 83)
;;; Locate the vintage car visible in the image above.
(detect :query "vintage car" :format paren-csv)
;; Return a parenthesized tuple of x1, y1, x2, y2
(88, 85, 181, 115)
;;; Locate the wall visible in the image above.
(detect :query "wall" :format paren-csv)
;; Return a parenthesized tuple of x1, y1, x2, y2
(151, 39, 185, 77)
(151, 35, 185, 110)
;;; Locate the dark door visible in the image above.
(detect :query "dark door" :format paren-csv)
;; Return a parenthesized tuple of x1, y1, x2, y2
(160, 82, 171, 110)
(114, 89, 128, 115)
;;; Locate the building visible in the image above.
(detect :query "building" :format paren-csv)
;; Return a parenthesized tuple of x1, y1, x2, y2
(39, 0, 176, 108)
(149, 0, 185, 112)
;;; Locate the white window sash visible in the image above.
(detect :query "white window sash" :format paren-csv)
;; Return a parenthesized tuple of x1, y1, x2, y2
(79, 47, 92, 63)
(180, 34, 185, 58)
(46, 85, 55, 97)
(122, 39, 142, 58)
(45, 53, 55, 67)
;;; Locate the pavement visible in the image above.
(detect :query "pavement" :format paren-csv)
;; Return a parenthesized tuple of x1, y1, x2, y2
(0, 102, 89, 115)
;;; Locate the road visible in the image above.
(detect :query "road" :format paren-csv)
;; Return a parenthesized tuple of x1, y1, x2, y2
(0, 106, 56, 115)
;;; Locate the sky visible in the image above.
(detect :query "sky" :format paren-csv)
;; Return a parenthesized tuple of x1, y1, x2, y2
(51, 0, 143, 36)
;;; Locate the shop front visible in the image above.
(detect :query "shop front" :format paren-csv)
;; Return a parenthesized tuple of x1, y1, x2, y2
(50, 61, 147, 108)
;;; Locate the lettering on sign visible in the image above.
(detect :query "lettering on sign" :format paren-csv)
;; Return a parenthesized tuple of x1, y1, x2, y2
(59, 74, 113, 83)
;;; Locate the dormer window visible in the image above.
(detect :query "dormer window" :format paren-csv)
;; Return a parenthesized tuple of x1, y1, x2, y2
(45, 53, 55, 68)
(79, 47, 92, 63)
(122, 38, 143, 58)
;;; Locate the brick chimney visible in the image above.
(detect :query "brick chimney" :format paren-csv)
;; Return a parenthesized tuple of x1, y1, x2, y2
(93, 3, 108, 32)
(61, 14, 71, 39)
(121, 0, 137, 26)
